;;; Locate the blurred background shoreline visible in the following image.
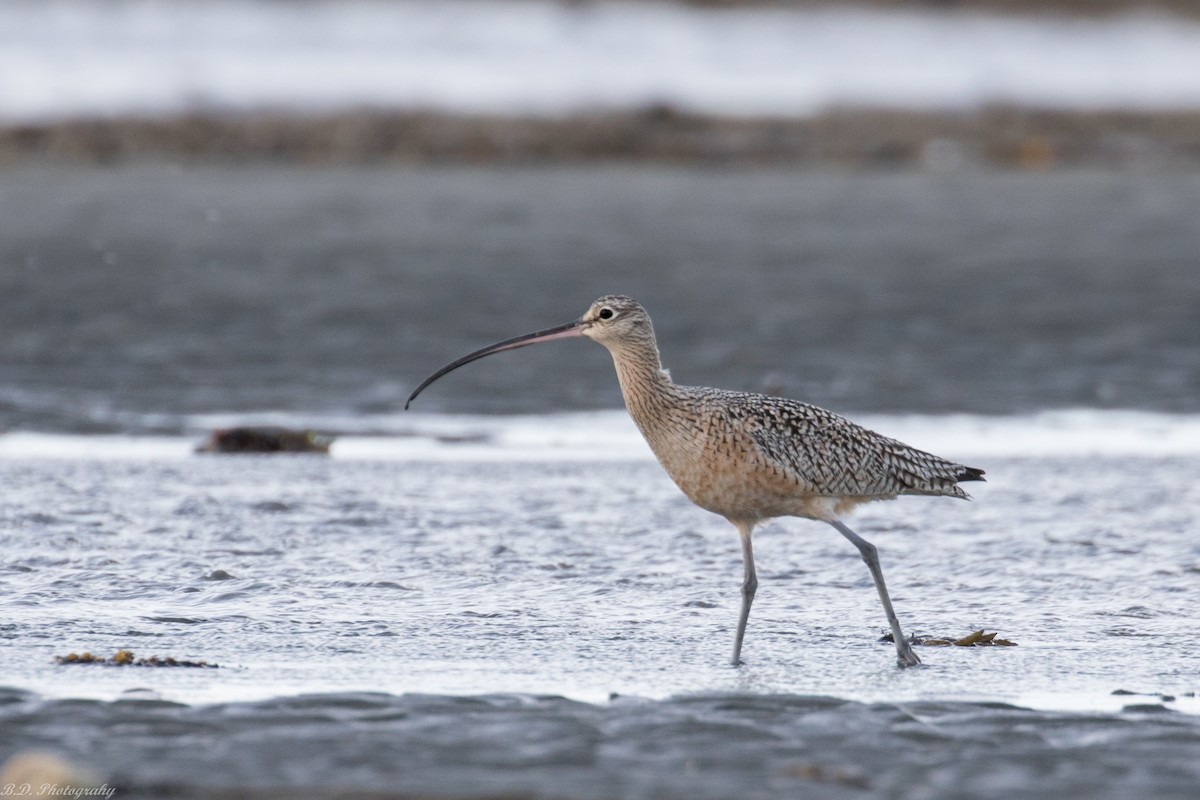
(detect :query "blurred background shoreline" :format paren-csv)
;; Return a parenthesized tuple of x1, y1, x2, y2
(8, 106, 1200, 169)
(631, 0, 1200, 16)
(5, 0, 1200, 169)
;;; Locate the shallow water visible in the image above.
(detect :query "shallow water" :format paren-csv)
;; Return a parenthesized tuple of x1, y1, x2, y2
(2, 419, 1198, 709)
(3, 164, 1200, 796)
(1, 419, 1199, 797)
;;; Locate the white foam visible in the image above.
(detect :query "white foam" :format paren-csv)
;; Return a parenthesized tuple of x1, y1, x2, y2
(3, 1, 1200, 121)
(854, 409, 1200, 460)
(0, 410, 1197, 461)
(0, 433, 193, 460)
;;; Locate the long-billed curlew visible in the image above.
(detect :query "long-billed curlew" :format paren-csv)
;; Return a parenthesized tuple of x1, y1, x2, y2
(406, 295, 984, 668)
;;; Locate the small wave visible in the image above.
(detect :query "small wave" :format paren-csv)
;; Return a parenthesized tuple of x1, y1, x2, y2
(1, 409, 1197, 461)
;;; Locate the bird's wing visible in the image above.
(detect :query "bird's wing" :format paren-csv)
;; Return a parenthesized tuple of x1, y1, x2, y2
(732, 395, 972, 499)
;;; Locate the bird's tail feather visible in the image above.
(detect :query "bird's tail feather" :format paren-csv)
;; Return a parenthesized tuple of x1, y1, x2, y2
(957, 466, 986, 483)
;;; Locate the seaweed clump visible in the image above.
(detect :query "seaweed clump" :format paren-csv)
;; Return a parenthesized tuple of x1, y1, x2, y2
(55, 649, 218, 668)
(883, 630, 1017, 647)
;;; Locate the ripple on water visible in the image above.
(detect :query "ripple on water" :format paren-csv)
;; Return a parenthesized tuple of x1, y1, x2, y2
(0, 453, 1197, 714)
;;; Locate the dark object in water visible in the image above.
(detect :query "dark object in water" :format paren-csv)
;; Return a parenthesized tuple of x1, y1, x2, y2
(196, 426, 332, 454)
(55, 650, 218, 668)
(882, 630, 1017, 647)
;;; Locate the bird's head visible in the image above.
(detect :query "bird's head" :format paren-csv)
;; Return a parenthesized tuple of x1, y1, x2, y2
(404, 294, 654, 409)
(577, 294, 653, 349)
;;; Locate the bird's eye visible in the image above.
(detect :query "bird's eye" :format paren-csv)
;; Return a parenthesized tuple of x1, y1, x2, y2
(598, 307, 615, 320)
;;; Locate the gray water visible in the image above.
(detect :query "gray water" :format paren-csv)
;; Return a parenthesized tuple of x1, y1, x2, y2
(2, 165, 1200, 798)
(1, 166, 1198, 430)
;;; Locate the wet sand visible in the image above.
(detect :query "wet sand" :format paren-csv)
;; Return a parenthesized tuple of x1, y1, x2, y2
(5, 107, 1200, 168)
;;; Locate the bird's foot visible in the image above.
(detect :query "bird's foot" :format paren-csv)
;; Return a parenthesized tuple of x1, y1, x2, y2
(896, 643, 922, 668)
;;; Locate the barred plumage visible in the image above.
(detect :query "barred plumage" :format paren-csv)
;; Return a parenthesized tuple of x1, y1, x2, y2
(406, 294, 985, 669)
(731, 391, 978, 499)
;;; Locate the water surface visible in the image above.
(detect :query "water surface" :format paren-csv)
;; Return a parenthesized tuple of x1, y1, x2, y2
(2, 166, 1198, 430)
(2, 164, 1199, 798)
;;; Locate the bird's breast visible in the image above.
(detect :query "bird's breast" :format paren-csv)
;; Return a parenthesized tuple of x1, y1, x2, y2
(632, 404, 832, 522)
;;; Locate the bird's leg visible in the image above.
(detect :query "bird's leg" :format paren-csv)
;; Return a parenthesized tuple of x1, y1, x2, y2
(829, 519, 921, 668)
(730, 520, 757, 667)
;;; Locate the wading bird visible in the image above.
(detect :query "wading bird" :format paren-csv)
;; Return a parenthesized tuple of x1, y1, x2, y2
(406, 295, 983, 667)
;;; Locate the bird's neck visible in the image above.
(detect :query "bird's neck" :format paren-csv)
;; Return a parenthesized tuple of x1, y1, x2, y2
(607, 338, 680, 423)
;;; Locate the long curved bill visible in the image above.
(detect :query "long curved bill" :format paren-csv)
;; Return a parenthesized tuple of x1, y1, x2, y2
(405, 319, 586, 409)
